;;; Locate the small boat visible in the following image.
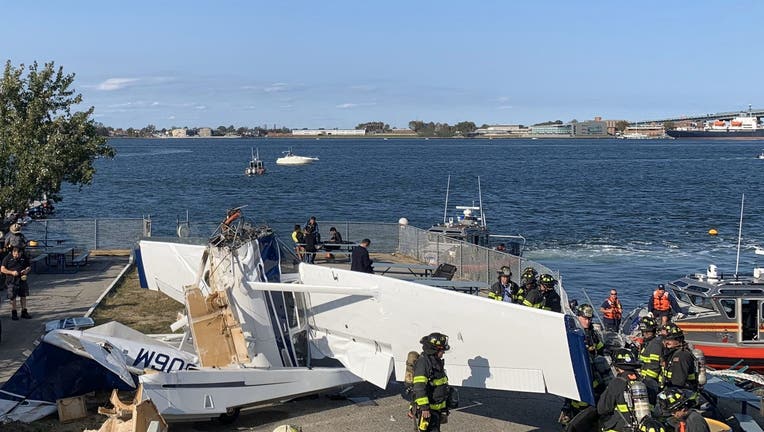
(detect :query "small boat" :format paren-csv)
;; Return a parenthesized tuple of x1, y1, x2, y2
(245, 148, 266, 176)
(757, 150, 764, 160)
(275, 148, 319, 166)
(427, 176, 525, 256)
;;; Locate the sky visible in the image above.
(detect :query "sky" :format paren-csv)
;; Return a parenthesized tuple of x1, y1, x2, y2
(2, 1, 763, 129)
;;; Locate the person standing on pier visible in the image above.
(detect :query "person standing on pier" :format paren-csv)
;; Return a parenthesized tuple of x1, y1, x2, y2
(1, 247, 32, 320)
(350, 239, 374, 273)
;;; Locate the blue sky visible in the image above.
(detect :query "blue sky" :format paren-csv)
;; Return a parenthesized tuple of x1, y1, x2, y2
(2, 1, 762, 129)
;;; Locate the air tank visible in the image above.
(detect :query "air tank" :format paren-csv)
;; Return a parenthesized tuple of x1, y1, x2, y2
(627, 381, 651, 425)
(692, 347, 707, 386)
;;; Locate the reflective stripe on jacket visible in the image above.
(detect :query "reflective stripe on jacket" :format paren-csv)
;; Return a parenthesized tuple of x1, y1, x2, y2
(412, 353, 449, 411)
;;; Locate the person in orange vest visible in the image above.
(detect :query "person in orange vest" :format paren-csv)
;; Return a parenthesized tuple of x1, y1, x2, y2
(599, 289, 623, 331)
(647, 284, 680, 327)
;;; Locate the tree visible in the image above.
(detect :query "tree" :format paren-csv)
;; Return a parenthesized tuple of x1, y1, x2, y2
(615, 121, 630, 132)
(0, 61, 114, 220)
(663, 121, 676, 130)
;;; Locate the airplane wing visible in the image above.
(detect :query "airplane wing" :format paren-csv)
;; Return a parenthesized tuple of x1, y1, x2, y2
(138, 240, 206, 303)
(298, 264, 594, 404)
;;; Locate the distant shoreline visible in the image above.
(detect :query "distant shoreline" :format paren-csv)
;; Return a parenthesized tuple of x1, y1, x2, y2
(108, 134, 624, 140)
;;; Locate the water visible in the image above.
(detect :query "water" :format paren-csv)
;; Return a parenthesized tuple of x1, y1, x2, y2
(56, 137, 764, 311)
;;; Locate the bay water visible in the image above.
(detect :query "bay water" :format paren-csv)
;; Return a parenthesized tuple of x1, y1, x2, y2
(57, 138, 764, 312)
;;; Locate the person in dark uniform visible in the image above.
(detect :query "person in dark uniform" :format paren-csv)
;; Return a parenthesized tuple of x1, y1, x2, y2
(1, 247, 32, 320)
(597, 348, 649, 432)
(350, 238, 374, 273)
(515, 267, 538, 304)
(637, 316, 663, 404)
(658, 388, 709, 432)
(577, 304, 604, 357)
(538, 273, 562, 312)
(323, 226, 343, 259)
(488, 266, 517, 302)
(303, 226, 318, 264)
(305, 216, 320, 242)
(412, 332, 451, 432)
(661, 325, 698, 391)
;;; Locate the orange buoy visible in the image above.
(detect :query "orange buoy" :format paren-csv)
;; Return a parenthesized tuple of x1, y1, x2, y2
(708, 228, 718, 236)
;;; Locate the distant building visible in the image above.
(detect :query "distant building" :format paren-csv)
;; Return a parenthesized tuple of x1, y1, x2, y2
(572, 119, 607, 137)
(624, 124, 665, 137)
(292, 129, 366, 136)
(472, 125, 530, 137)
(605, 119, 628, 136)
(171, 128, 187, 138)
(530, 124, 573, 136)
(198, 127, 212, 137)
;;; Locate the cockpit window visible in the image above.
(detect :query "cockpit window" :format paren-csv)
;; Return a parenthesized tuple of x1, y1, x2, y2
(672, 280, 688, 288)
(688, 294, 714, 310)
(719, 299, 736, 319)
(673, 289, 692, 305)
(686, 285, 709, 293)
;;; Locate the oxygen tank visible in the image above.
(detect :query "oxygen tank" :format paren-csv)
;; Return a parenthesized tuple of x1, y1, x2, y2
(628, 380, 651, 425)
(692, 347, 707, 386)
(404, 351, 420, 391)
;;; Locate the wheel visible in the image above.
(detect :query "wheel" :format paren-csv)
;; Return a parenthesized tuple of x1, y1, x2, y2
(218, 407, 240, 424)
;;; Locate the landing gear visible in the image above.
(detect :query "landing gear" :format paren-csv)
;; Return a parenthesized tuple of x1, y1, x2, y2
(218, 407, 241, 424)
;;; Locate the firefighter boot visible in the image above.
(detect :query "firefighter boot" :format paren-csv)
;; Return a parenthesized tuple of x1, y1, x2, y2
(21, 309, 31, 319)
(11, 310, 18, 321)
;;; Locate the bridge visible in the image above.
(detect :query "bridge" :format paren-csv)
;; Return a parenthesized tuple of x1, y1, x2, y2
(633, 106, 764, 125)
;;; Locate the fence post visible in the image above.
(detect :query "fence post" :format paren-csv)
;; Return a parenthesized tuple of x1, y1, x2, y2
(94, 219, 99, 250)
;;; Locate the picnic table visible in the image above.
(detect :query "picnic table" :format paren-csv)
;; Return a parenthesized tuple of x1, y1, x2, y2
(45, 246, 74, 272)
(374, 262, 438, 277)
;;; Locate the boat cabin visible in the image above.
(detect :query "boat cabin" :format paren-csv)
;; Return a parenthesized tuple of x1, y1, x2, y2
(668, 264, 764, 345)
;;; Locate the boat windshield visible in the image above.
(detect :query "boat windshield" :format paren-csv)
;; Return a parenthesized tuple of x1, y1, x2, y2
(672, 287, 714, 310)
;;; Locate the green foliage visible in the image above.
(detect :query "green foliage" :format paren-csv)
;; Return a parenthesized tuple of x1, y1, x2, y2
(0, 61, 113, 218)
(663, 121, 675, 130)
(532, 120, 563, 126)
(407, 120, 476, 137)
(355, 121, 390, 133)
(615, 120, 630, 132)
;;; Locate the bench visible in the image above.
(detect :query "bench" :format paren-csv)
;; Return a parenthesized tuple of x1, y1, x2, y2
(30, 253, 49, 273)
(71, 251, 90, 267)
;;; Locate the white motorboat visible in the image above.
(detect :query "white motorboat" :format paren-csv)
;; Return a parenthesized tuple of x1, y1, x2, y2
(244, 148, 266, 176)
(757, 150, 764, 159)
(275, 148, 319, 165)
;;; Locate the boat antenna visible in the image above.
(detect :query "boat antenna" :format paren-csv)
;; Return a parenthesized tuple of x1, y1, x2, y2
(735, 193, 745, 277)
(443, 175, 451, 224)
(478, 176, 486, 228)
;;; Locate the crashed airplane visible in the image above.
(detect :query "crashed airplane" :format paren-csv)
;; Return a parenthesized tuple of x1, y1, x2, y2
(0, 209, 593, 423)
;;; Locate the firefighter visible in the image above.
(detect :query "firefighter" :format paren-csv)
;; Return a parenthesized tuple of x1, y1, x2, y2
(488, 266, 518, 302)
(515, 267, 538, 304)
(577, 304, 605, 357)
(597, 348, 652, 432)
(412, 332, 451, 431)
(637, 316, 663, 404)
(538, 273, 562, 312)
(657, 388, 709, 432)
(661, 325, 698, 391)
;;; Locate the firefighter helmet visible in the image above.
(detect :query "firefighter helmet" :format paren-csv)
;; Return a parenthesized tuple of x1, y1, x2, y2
(539, 273, 556, 287)
(638, 316, 658, 333)
(638, 418, 666, 432)
(611, 348, 640, 369)
(576, 304, 594, 318)
(497, 265, 512, 277)
(658, 388, 695, 411)
(663, 323, 685, 340)
(421, 332, 450, 354)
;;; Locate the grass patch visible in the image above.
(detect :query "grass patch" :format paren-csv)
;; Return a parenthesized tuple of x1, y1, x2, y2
(90, 268, 183, 334)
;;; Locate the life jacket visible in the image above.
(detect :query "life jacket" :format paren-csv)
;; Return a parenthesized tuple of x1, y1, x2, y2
(652, 290, 671, 311)
(603, 297, 622, 320)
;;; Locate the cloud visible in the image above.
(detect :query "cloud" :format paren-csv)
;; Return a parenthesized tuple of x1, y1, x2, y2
(195, 105, 207, 110)
(96, 78, 140, 91)
(264, 83, 289, 93)
(336, 102, 377, 109)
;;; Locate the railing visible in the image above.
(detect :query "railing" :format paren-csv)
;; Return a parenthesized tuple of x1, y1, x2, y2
(20, 217, 572, 314)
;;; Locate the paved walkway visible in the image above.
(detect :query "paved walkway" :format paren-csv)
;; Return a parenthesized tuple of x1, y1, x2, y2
(0, 255, 130, 385)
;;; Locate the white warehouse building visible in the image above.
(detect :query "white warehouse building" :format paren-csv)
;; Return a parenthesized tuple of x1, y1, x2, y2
(292, 129, 366, 136)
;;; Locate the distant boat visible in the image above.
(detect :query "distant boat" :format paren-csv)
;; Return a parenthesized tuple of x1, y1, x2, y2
(276, 148, 319, 166)
(757, 150, 764, 160)
(245, 148, 266, 176)
(667, 107, 764, 139)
